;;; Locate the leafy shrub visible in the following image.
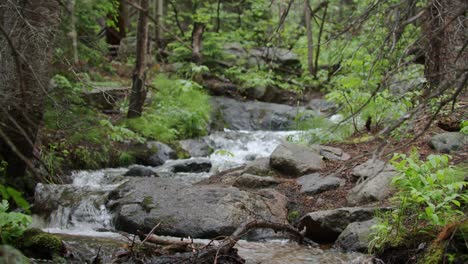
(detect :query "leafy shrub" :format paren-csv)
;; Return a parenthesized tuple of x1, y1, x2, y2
(369, 151, 467, 253)
(461, 120, 468, 135)
(0, 200, 32, 245)
(125, 75, 211, 142)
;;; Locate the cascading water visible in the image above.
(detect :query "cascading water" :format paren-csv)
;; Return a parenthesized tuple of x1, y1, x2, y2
(33, 128, 371, 263)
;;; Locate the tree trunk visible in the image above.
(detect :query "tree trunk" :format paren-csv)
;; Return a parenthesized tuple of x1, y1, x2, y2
(423, 0, 468, 91)
(128, 0, 150, 118)
(304, 0, 314, 76)
(69, 0, 79, 65)
(191, 22, 205, 64)
(0, 0, 60, 193)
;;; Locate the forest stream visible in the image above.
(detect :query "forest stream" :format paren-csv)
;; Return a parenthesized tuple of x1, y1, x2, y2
(32, 128, 372, 263)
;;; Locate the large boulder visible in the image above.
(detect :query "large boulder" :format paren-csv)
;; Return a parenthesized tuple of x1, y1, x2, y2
(297, 173, 344, 195)
(298, 207, 382, 243)
(335, 218, 378, 252)
(178, 138, 213, 157)
(270, 142, 323, 177)
(347, 159, 397, 206)
(210, 97, 316, 131)
(110, 178, 288, 238)
(429, 132, 468, 153)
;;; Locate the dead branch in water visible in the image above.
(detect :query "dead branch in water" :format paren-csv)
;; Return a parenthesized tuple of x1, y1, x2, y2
(114, 220, 313, 263)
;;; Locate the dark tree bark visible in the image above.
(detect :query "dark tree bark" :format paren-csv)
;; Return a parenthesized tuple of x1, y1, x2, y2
(423, 0, 468, 91)
(128, 0, 150, 118)
(0, 0, 60, 193)
(191, 22, 205, 64)
(106, 0, 128, 57)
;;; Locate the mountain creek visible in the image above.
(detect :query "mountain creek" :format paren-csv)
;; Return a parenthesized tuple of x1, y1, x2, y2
(28, 98, 384, 263)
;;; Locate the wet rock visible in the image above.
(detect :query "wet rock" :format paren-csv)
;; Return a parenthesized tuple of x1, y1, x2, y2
(336, 218, 378, 252)
(233, 174, 280, 189)
(178, 138, 213, 157)
(270, 142, 323, 177)
(297, 173, 344, 195)
(211, 97, 316, 131)
(146, 141, 177, 166)
(160, 158, 212, 173)
(242, 157, 274, 176)
(111, 178, 288, 238)
(429, 132, 468, 153)
(17, 228, 64, 260)
(124, 165, 159, 177)
(58, 234, 126, 263)
(298, 207, 382, 243)
(34, 183, 109, 216)
(347, 159, 397, 206)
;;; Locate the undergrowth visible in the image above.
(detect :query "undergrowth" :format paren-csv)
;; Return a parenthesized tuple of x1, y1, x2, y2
(369, 151, 467, 259)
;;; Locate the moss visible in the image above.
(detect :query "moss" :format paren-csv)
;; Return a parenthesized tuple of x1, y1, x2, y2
(171, 142, 191, 159)
(18, 228, 63, 260)
(420, 243, 444, 264)
(141, 196, 155, 212)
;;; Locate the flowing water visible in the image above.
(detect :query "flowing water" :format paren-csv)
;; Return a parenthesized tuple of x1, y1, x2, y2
(33, 129, 372, 263)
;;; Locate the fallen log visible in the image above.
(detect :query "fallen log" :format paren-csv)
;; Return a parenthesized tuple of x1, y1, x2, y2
(113, 220, 312, 263)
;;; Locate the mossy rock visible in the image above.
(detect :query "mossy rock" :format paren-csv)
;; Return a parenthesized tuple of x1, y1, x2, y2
(17, 228, 63, 260)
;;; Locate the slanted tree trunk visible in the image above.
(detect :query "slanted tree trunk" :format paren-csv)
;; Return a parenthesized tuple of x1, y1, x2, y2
(423, 0, 468, 91)
(128, 0, 150, 118)
(0, 0, 60, 193)
(191, 22, 205, 64)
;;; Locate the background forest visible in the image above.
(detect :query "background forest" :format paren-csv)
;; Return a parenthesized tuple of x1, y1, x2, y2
(0, 0, 466, 263)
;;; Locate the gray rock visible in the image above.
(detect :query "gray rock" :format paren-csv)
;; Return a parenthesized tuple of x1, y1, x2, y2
(82, 86, 129, 111)
(298, 207, 383, 243)
(242, 157, 274, 176)
(110, 178, 288, 238)
(351, 159, 394, 180)
(159, 158, 212, 174)
(297, 173, 344, 195)
(233, 174, 280, 189)
(145, 141, 177, 166)
(124, 165, 159, 177)
(211, 97, 316, 131)
(178, 138, 213, 157)
(335, 218, 378, 252)
(249, 47, 300, 67)
(307, 99, 337, 113)
(429, 132, 468, 153)
(319, 145, 351, 161)
(347, 159, 397, 206)
(270, 142, 323, 177)
(0, 245, 29, 264)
